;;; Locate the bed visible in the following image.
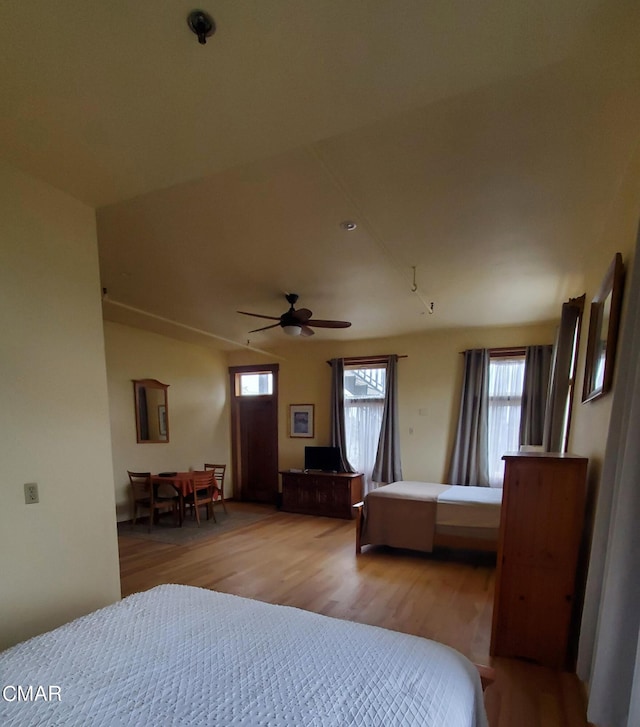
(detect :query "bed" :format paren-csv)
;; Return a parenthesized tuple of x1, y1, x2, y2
(355, 481, 502, 554)
(0, 584, 489, 727)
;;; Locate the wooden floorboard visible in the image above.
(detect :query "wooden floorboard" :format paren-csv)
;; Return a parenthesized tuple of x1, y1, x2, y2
(118, 501, 588, 727)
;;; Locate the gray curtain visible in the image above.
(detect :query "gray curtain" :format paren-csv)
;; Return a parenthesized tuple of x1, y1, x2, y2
(578, 241, 639, 727)
(329, 358, 354, 473)
(372, 355, 403, 484)
(543, 296, 584, 452)
(449, 349, 490, 486)
(519, 344, 553, 446)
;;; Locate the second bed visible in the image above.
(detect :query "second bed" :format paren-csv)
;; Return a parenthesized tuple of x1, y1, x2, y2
(355, 481, 502, 554)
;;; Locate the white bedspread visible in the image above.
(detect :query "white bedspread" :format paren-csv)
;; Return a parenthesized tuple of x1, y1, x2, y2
(437, 486, 503, 507)
(0, 584, 488, 727)
(436, 486, 503, 529)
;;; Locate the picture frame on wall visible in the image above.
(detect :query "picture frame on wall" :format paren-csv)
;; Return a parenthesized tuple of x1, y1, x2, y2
(582, 252, 625, 403)
(289, 404, 314, 438)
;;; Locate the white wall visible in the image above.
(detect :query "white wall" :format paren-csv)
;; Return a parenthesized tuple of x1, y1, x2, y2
(104, 322, 230, 520)
(0, 164, 121, 650)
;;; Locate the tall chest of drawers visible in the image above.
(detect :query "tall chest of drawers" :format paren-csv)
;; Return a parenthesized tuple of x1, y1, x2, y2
(490, 452, 588, 669)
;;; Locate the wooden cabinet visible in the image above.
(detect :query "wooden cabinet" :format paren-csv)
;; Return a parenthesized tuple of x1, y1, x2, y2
(280, 471, 364, 519)
(490, 452, 588, 670)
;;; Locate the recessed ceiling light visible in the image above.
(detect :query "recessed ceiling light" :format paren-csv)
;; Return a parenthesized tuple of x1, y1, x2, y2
(340, 221, 357, 231)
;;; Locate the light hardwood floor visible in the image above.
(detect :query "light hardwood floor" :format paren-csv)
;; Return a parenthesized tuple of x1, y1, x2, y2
(118, 502, 589, 727)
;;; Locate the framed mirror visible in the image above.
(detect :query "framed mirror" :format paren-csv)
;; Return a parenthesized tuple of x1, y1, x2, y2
(582, 253, 625, 403)
(133, 379, 170, 443)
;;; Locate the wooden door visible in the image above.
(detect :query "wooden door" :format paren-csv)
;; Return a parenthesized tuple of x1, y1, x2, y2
(229, 364, 279, 504)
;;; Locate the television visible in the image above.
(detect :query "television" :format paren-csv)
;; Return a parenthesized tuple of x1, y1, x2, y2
(304, 446, 342, 473)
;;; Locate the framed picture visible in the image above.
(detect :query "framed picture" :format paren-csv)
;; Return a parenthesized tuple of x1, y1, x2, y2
(289, 404, 314, 438)
(582, 252, 625, 403)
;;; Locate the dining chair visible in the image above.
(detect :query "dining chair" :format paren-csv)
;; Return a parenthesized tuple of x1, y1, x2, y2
(127, 470, 180, 532)
(204, 463, 227, 514)
(128, 471, 152, 525)
(184, 471, 217, 526)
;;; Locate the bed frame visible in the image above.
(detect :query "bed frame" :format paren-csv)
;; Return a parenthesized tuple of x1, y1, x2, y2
(353, 501, 498, 555)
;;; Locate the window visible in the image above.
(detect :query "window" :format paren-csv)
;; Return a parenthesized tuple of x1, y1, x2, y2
(344, 365, 386, 490)
(235, 371, 273, 396)
(487, 355, 525, 487)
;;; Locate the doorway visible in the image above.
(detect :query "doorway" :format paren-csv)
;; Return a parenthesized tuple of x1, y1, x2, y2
(229, 364, 279, 504)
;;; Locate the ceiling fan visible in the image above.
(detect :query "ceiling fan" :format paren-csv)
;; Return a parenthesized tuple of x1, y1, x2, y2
(238, 293, 352, 337)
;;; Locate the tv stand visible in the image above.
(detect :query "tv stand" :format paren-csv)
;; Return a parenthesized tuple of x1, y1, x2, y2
(279, 470, 364, 519)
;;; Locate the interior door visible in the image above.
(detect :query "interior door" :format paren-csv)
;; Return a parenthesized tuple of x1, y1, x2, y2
(229, 364, 279, 504)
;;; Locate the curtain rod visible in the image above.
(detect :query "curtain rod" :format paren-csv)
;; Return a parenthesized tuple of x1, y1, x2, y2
(327, 354, 408, 366)
(458, 346, 527, 356)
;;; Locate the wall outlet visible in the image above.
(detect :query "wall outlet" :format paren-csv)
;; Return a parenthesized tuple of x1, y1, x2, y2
(24, 482, 39, 504)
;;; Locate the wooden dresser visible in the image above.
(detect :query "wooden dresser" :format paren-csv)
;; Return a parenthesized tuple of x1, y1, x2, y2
(490, 452, 588, 670)
(280, 471, 364, 519)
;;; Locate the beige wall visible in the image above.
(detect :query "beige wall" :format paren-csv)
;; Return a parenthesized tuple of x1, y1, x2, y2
(570, 148, 640, 467)
(568, 148, 639, 541)
(568, 147, 640, 684)
(0, 164, 121, 650)
(104, 322, 230, 520)
(227, 321, 557, 483)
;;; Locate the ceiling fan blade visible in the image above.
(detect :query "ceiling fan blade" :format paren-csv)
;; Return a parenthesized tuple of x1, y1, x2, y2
(291, 307, 312, 323)
(237, 310, 281, 321)
(300, 325, 315, 337)
(248, 323, 281, 333)
(306, 319, 352, 328)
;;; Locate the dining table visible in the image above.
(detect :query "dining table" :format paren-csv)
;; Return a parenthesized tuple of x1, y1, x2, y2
(151, 472, 197, 525)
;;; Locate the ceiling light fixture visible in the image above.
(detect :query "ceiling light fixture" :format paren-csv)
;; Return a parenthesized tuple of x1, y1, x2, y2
(187, 9, 216, 45)
(282, 325, 302, 337)
(340, 221, 357, 231)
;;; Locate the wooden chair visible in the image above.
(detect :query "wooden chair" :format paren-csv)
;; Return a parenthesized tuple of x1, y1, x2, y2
(184, 471, 217, 526)
(127, 470, 180, 532)
(128, 471, 152, 525)
(204, 463, 227, 514)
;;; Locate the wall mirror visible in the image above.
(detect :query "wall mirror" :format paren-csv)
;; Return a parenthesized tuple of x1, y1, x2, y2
(582, 253, 625, 403)
(133, 379, 169, 443)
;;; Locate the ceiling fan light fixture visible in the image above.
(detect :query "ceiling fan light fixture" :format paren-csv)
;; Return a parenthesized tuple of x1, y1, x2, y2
(238, 293, 351, 337)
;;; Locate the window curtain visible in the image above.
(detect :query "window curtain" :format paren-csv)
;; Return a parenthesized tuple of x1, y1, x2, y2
(372, 355, 403, 486)
(449, 349, 490, 487)
(519, 344, 553, 446)
(543, 296, 584, 452)
(577, 241, 640, 727)
(329, 358, 354, 474)
(345, 398, 383, 493)
(487, 357, 525, 487)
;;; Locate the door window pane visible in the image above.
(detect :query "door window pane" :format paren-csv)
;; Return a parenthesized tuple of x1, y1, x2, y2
(236, 372, 273, 396)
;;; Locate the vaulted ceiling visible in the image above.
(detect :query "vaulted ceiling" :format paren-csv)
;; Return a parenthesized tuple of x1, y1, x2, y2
(2, 1, 639, 350)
